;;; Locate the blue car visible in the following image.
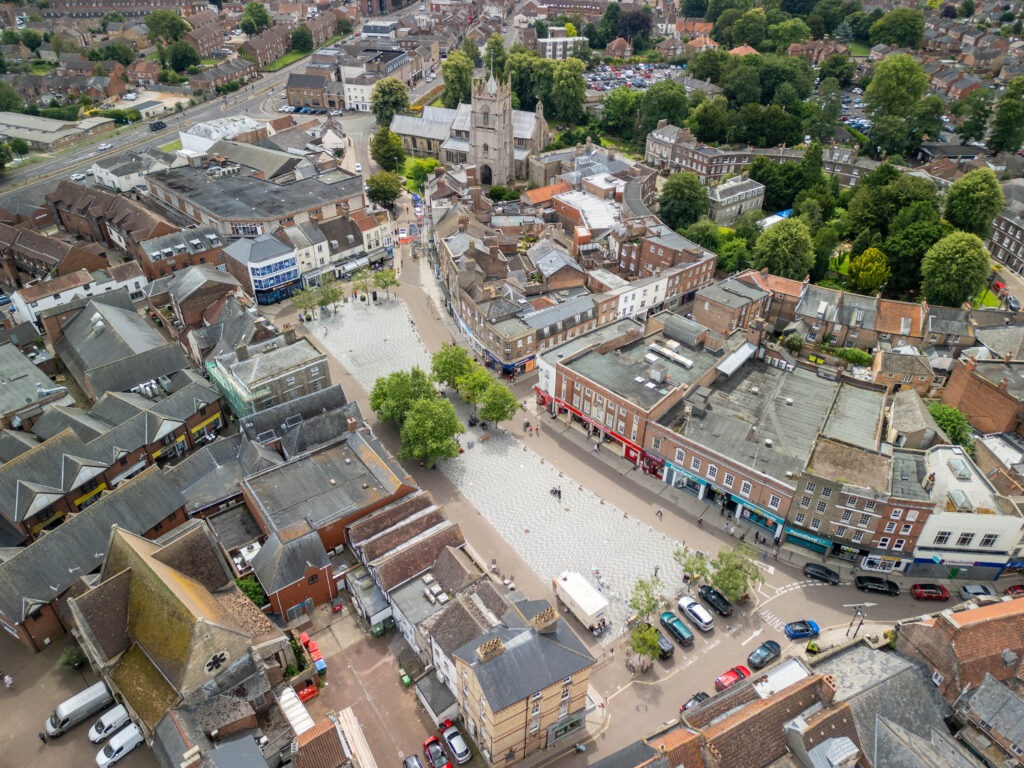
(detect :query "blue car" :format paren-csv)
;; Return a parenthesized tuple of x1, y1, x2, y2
(0, 293, 9, 306)
(784, 620, 820, 640)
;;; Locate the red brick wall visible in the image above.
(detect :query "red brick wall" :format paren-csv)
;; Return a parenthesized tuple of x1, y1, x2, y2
(943, 360, 1022, 435)
(270, 564, 334, 614)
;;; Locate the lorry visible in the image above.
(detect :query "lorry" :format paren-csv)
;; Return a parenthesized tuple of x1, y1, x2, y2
(552, 571, 610, 634)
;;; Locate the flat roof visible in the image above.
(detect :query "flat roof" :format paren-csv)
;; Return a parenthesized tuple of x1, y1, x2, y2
(820, 383, 884, 451)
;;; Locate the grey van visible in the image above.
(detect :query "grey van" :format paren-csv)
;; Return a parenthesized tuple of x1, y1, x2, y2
(46, 681, 114, 737)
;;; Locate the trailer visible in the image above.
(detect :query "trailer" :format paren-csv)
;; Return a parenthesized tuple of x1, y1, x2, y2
(552, 571, 609, 630)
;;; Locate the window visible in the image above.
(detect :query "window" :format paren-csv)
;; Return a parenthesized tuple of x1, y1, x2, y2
(864, 500, 876, 512)
(707, 465, 718, 479)
(675, 448, 685, 464)
(724, 473, 735, 488)
(859, 514, 871, 527)
(884, 522, 896, 534)
(805, 482, 817, 494)
(841, 509, 852, 523)
(836, 526, 847, 538)
(957, 532, 975, 547)
(890, 508, 902, 520)
(801, 496, 811, 508)
(846, 496, 857, 508)
(652, 437, 662, 451)
(531, 692, 542, 701)
(769, 495, 781, 509)
(852, 530, 864, 543)
(821, 487, 832, 499)
(810, 518, 820, 531)
(795, 512, 806, 525)
(691, 457, 702, 471)
(981, 533, 998, 547)
(878, 537, 891, 548)
(893, 539, 905, 551)
(741, 481, 752, 496)
(816, 500, 827, 513)
(933, 531, 951, 545)
(906, 509, 919, 522)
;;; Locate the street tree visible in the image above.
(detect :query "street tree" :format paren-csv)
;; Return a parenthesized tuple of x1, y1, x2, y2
(455, 365, 493, 411)
(372, 267, 400, 298)
(351, 266, 372, 299)
(628, 623, 661, 666)
(944, 167, 1005, 239)
(399, 397, 465, 467)
(369, 367, 436, 424)
(365, 171, 402, 207)
(628, 576, 664, 623)
(241, 2, 271, 32)
(441, 51, 473, 108)
(145, 9, 190, 45)
(848, 247, 891, 294)
(478, 381, 520, 427)
(166, 41, 200, 72)
(952, 88, 993, 145)
(920, 231, 990, 307)
(291, 25, 313, 52)
(370, 76, 409, 127)
(370, 128, 405, 172)
(318, 273, 344, 311)
(864, 53, 928, 119)
(484, 33, 507, 80)
(548, 58, 586, 123)
(290, 287, 319, 318)
(987, 77, 1024, 156)
(431, 344, 475, 388)
(658, 172, 708, 231)
(710, 544, 763, 602)
(751, 218, 814, 279)
(869, 8, 924, 48)
(673, 547, 713, 590)
(927, 403, 975, 456)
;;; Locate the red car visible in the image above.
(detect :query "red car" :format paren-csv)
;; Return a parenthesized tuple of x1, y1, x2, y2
(715, 665, 751, 691)
(993, 282, 1007, 294)
(424, 737, 452, 768)
(1005, 584, 1024, 597)
(910, 583, 950, 601)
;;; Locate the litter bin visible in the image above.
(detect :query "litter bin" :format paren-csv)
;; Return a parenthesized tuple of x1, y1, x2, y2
(371, 622, 385, 637)
(399, 667, 411, 687)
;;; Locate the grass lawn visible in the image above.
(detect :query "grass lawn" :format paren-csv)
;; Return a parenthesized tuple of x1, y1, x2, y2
(264, 49, 307, 71)
(831, 253, 850, 275)
(159, 138, 183, 152)
(847, 41, 871, 57)
(975, 288, 1002, 308)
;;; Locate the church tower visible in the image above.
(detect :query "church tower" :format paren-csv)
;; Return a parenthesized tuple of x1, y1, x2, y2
(469, 73, 514, 186)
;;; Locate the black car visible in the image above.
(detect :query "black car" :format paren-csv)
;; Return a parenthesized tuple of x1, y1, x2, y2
(641, 622, 675, 659)
(803, 563, 840, 585)
(698, 584, 733, 616)
(680, 691, 710, 712)
(747, 639, 782, 670)
(149, 120, 166, 131)
(855, 575, 900, 596)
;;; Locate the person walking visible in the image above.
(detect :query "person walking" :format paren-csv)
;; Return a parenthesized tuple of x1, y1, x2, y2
(593, 442, 600, 453)
(697, 516, 704, 528)
(4, 674, 12, 688)
(38, 732, 46, 745)
(656, 507, 663, 520)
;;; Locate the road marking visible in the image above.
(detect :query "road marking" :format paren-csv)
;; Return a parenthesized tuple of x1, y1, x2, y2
(701, 638, 721, 654)
(741, 629, 763, 646)
(757, 609, 787, 632)
(753, 561, 775, 576)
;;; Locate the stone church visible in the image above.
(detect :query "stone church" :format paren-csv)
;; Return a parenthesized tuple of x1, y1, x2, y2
(389, 74, 550, 184)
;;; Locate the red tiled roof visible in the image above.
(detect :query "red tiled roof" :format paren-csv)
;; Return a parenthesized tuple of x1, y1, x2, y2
(295, 718, 347, 768)
(524, 181, 570, 205)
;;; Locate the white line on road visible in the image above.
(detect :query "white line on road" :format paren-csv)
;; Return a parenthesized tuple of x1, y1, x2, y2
(741, 629, 764, 646)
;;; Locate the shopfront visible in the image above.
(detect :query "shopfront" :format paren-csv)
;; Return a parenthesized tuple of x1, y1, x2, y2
(910, 552, 1009, 581)
(663, 462, 707, 497)
(733, 499, 785, 540)
(558, 400, 642, 463)
(783, 526, 831, 555)
(830, 542, 869, 564)
(860, 552, 909, 574)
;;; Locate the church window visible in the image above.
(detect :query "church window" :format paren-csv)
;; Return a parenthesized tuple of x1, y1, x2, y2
(481, 107, 489, 127)
(483, 143, 489, 156)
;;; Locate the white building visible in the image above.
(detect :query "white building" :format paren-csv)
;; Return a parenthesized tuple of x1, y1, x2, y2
(92, 147, 186, 192)
(10, 265, 148, 327)
(536, 35, 589, 60)
(180, 116, 264, 154)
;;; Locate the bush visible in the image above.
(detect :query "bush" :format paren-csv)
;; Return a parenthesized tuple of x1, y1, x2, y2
(235, 574, 268, 606)
(782, 333, 804, 353)
(822, 344, 873, 366)
(289, 636, 307, 670)
(58, 643, 88, 671)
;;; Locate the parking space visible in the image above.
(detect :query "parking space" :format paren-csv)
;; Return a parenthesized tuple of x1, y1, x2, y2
(585, 63, 682, 94)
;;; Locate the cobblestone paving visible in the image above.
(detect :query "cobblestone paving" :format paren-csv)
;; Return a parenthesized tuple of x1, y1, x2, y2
(320, 291, 686, 642)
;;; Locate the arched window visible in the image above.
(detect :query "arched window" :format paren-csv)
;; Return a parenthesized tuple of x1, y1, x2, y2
(482, 143, 489, 156)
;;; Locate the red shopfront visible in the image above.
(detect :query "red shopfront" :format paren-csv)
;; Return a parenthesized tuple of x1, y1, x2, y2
(555, 399, 643, 464)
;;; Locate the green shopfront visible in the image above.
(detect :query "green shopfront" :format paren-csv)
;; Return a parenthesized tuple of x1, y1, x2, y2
(782, 526, 831, 555)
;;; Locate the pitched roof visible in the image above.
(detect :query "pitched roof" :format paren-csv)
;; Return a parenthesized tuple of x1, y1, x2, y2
(523, 180, 570, 205)
(294, 718, 347, 768)
(251, 527, 329, 593)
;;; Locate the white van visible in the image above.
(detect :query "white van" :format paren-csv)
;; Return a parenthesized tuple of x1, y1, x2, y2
(89, 705, 130, 743)
(46, 681, 114, 737)
(96, 723, 144, 767)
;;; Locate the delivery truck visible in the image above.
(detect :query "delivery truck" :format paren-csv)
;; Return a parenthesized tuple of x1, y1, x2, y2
(552, 571, 610, 636)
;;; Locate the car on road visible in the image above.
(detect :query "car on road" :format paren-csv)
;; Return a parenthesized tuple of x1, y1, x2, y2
(640, 622, 675, 659)
(1005, 584, 1024, 597)
(70, 173, 87, 181)
(678, 595, 715, 632)
(442, 725, 471, 765)
(423, 736, 451, 768)
(993, 281, 1007, 294)
(855, 575, 900, 596)
(97, 142, 113, 151)
(680, 691, 710, 711)
(698, 584, 733, 616)
(1008, 295, 1021, 312)
(398, 227, 408, 239)
(330, 109, 344, 115)
(803, 563, 840, 585)
(659, 610, 694, 647)
(910, 584, 950, 601)
(784, 620, 820, 640)
(714, 665, 751, 691)
(960, 584, 997, 600)
(0, 293, 10, 306)
(354, 162, 362, 173)
(747, 640, 781, 670)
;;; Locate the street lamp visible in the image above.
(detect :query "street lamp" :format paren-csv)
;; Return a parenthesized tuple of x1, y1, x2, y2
(846, 607, 866, 638)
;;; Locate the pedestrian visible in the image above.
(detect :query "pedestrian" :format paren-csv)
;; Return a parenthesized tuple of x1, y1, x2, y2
(730, 525, 737, 537)
(536, 422, 541, 435)
(594, 442, 600, 453)
(723, 521, 729, 532)
(720, 506, 725, 517)
(4, 674, 12, 688)
(656, 507, 663, 520)
(697, 516, 704, 528)
(38, 732, 46, 745)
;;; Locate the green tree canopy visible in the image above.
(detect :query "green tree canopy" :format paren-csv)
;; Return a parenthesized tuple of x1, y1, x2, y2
(988, 77, 1024, 155)
(658, 172, 708, 231)
(290, 24, 313, 52)
(864, 53, 928, 119)
(818, 54, 855, 86)
(0, 81, 23, 112)
(751, 218, 815, 279)
(848, 247, 891, 294)
(241, 2, 271, 32)
(19, 29, 42, 51)
(710, 544, 764, 602)
(398, 397, 465, 467)
(145, 9, 190, 44)
(952, 88, 993, 145)
(547, 57, 586, 122)
(638, 80, 688, 137)
(869, 8, 924, 48)
(460, 36, 479, 62)
(369, 367, 436, 424)
(456, 365, 493, 409)
(372, 268, 400, 298)
(920, 231, 990, 307)
(407, 157, 440, 191)
(484, 33, 507, 80)
(8, 137, 27, 156)
(478, 381, 519, 426)
(365, 170, 402, 207)
(441, 51, 473, 108)
(927, 403, 975, 456)
(944, 167, 1005, 239)
(600, 87, 643, 140)
(673, 547, 713, 589)
(370, 76, 409, 127)
(628, 623, 661, 664)
(317, 273, 344, 311)
(627, 576, 664, 623)
(166, 41, 200, 72)
(431, 344, 475, 388)
(688, 95, 730, 143)
(370, 128, 405, 172)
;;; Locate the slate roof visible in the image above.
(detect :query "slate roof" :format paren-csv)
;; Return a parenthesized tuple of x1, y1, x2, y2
(238, 384, 351, 444)
(208, 139, 304, 180)
(251, 527, 329, 593)
(877, 351, 934, 377)
(872, 717, 978, 768)
(965, 673, 1024, 747)
(976, 325, 1024, 359)
(223, 234, 293, 266)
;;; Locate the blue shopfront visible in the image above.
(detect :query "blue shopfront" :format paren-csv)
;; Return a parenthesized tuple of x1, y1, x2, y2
(663, 462, 786, 536)
(783, 526, 831, 555)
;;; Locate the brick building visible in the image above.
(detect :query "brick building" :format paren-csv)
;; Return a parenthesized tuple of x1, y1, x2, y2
(286, 72, 328, 109)
(942, 358, 1024, 435)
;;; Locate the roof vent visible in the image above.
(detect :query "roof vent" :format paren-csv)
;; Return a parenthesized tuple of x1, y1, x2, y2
(750, 386, 760, 395)
(329, 478, 337, 486)
(764, 438, 773, 447)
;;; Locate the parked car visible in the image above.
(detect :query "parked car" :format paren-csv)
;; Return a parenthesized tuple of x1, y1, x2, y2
(354, 162, 362, 172)
(0, 293, 10, 306)
(442, 725, 471, 765)
(855, 576, 900, 596)
(959, 584, 996, 600)
(70, 173, 87, 181)
(88, 705, 130, 743)
(714, 665, 751, 692)
(403, 758, 426, 768)
(423, 736, 451, 768)
(784, 620, 820, 640)
(910, 584, 950, 601)
(659, 610, 694, 647)
(95, 723, 144, 767)
(747, 640, 781, 670)
(680, 691, 710, 711)
(641, 622, 675, 659)
(1004, 584, 1024, 597)
(993, 281, 1007, 293)
(678, 596, 715, 631)
(803, 563, 840, 585)
(698, 584, 733, 616)
(1008, 295, 1021, 312)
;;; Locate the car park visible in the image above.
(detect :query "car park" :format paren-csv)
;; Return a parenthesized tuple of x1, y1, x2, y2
(678, 596, 715, 631)
(95, 723, 144, 767)
(442, 725, 471, 764)
(680, 691, 710, 711)
(910, 584, 950, 601)
(784, 620, 819, 640)
(803, 563, 840, 584)
(1005, 584, 1024, 597)
(747, 640, 781, 670)
(659, 610, 694, 647)
(855, 576, 900, 596)
(960, 584, 996, 600)
(423, 736, 451, 768)
(714, 665, 751, 691)
(697, 584, 732, 616)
